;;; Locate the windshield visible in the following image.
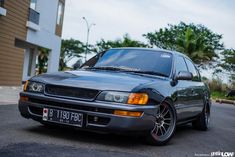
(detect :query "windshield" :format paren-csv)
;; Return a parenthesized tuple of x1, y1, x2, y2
(92, 49, 173, 77)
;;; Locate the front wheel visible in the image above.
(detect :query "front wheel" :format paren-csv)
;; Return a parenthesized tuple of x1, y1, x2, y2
(145, 102, 176, 145)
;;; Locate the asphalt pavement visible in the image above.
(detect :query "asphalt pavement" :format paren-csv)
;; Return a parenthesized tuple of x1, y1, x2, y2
(0, 102, 234, 157)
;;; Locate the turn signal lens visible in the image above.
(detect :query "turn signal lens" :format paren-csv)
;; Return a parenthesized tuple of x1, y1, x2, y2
(114, 110, 142, 117)
(23, 80, 29, 92)
(20, 96, 28, 101)
(127, 93, 148, 105)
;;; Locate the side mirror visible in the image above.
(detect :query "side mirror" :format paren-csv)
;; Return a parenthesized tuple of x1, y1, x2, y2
(176, 71, 193, 80)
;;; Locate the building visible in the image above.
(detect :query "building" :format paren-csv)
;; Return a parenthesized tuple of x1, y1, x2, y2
(0, 0, 65, 85)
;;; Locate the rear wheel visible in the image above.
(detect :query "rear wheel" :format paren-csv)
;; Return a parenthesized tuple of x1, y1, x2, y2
(192, 104, 210, 131)
(145, 102, 176, 145)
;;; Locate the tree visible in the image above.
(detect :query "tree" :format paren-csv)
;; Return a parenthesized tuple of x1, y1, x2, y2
(60, 39, 85, 71)
(94, 34, 148, 53)
(218, 49, 235, 87)
(37, 48, 49, 74)
(143, 22, 224, 66)
(219, 49, 235, 73)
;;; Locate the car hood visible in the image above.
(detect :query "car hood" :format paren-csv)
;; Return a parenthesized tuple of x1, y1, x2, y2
(30, 70, 163, 91)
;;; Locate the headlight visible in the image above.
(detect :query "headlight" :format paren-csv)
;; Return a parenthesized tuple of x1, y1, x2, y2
(24, 81, 44, 93)
(97, 91, 129, 103)
(96, 91, 148, 105)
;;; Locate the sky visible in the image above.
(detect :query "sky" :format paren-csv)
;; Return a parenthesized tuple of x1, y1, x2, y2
(62, 0, 235, 48)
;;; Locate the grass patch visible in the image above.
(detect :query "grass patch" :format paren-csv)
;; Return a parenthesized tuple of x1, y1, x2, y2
(211, 91, 235, 100)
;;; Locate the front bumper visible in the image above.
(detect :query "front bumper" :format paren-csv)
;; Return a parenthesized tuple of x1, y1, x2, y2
(18, 92, 158, 133)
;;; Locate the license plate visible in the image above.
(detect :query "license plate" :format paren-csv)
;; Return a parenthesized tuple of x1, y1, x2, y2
(42, 108, 83, 127)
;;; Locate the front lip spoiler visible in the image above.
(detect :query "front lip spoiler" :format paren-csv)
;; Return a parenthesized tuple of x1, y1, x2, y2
(18, 98, 158, 132)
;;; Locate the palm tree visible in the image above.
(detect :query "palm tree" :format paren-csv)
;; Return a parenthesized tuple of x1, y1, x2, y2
(176, 28, 217, 65)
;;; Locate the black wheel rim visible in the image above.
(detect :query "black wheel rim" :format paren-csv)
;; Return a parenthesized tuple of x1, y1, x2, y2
(151, 103, 175, 141)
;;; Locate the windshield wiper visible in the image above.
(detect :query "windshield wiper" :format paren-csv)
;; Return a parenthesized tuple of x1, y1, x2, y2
(85, 66, 168, 77)
(128, 70, 168, 77)
(86, 66, 139, 71)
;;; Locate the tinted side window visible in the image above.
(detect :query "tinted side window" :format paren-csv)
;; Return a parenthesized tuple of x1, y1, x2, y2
(185, 59, 200, 81)
(175, 56, 188, 75)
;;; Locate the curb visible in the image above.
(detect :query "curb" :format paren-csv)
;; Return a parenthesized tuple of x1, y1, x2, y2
(215, 99, 235, 105)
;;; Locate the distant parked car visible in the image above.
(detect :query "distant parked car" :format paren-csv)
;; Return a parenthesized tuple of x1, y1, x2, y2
(19, 48, 211, 145)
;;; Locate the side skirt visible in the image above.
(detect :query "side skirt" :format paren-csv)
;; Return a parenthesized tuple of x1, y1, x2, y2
(176, 117, 198, 126)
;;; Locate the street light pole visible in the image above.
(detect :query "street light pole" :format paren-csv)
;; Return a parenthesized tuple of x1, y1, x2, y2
(82, 17, 95, 62)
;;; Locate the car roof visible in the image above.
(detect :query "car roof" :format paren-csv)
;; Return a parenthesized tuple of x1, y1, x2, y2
(110, 47, 191, 61)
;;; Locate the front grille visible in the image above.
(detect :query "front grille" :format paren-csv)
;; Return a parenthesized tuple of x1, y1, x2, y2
(45, 84, 99, 100)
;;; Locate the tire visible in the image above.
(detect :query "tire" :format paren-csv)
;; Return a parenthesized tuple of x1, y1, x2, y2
(192, 104, 210, 131)
(145, 102, 177, 146)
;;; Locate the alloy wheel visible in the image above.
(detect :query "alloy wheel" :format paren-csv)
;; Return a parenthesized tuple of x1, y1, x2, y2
(151, 103, 175, 141)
